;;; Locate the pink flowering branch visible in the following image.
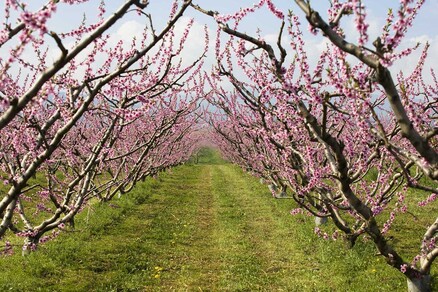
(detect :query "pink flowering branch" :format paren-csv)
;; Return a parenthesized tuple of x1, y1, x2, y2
(0, 0, 141, 130)
(295, 0, 438, 180)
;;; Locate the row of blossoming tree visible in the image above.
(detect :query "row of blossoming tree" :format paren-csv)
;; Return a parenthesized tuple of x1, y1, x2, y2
(194, 0, 437, 291)
(1, 0, 438, 291)
(0, 0, 207, 254)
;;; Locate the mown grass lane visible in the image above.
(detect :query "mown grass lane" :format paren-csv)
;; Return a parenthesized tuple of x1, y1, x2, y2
(0, 149, 429, 291)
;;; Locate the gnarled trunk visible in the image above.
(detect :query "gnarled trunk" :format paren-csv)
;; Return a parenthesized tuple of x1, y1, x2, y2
(22, 236, 40, 256)
(407, 275, 431, 292)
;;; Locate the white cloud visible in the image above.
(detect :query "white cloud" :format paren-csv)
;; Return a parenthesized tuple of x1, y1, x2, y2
(115, 20, 145, 41)
(172, 16, 213, 67)
(390, 34, 438, 83)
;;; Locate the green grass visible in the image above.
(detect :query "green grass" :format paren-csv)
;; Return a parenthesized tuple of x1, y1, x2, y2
(0, 148, 435, 291)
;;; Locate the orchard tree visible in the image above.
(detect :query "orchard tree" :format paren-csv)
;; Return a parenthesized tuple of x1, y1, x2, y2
(205, 85, 292, 199)
(294, 0, 438, 180)
(0, 0, 207, 252)
(194, 0, 437, 291)
(98, 99, 203, 202)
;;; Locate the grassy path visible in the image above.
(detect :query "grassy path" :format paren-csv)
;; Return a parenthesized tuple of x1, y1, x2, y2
(0, 149, 417, 291)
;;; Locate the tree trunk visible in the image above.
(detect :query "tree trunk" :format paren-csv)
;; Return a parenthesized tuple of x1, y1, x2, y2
(315, 216, 328, 226)
(68, 217, 75, 230)
(22, 236, 39, 256)
(277, 190, 287, 198)
(407, 275, 431, 292)
(268, 184, 277, 195)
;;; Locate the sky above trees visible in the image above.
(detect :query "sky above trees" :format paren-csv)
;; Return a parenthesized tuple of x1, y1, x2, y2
(4, 1, 436, 82)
